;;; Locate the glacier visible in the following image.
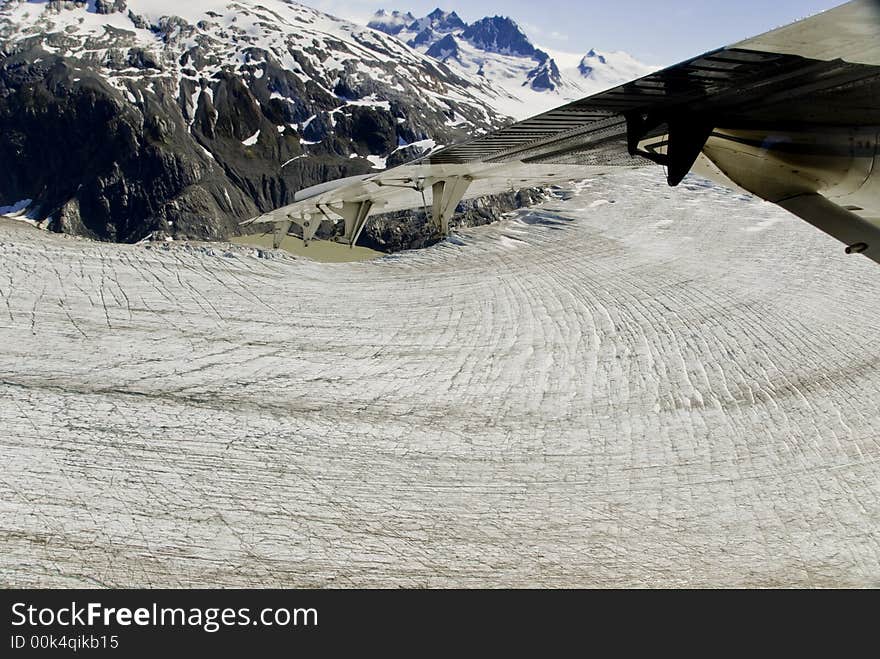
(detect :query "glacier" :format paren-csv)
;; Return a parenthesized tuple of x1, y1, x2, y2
(2, 168, 879, 587)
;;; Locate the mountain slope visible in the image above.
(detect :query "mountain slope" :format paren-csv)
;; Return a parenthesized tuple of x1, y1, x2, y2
(0, 0, 510, 242)
(368, 8, 656, 119)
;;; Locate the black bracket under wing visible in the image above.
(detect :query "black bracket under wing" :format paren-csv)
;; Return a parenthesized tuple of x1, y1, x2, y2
(625, 111, 714, 187)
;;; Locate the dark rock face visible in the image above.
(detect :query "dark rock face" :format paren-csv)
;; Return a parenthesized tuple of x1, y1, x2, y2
(409, 28, 436, 48)
(461, 17, 536, 57)
(94, 0, 128, 15)
(526, 52, 562, 91)
(0, 52, 253, 242)
(586, 49, 607, 64)
(578, 49, 608, 79)
(425, 34, 460, 61)
(361, 188, 548, 252)
(0, 3, 510, 245)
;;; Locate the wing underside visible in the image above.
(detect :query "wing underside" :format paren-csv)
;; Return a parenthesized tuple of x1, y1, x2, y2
(244, 1, 880, 262)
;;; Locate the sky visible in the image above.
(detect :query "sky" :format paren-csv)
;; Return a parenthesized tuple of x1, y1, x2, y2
(304, 0, 846, 65)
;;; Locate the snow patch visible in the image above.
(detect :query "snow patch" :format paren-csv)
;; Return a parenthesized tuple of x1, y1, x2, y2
(301, 115, 317, 131)
(282, 155, 307, 167)
(345, 95, 391, 111)
(366, 155, 387, 170)
(393, 138, 437, 155)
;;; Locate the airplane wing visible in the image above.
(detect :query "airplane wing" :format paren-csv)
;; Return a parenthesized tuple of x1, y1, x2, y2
(243, 0, 880, 264)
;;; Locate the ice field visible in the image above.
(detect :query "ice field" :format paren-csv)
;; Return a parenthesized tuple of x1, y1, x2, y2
(2, 168, 879, 587)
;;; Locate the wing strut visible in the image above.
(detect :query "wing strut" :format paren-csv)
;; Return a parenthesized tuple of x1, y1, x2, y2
(333, 200, 375, 248)
(431, 177, 472, 237)
(272, 220, 291, 249)
(300, 213, 322, 246)
(777, 193, 880, 265)
(271, 212, 324, 249)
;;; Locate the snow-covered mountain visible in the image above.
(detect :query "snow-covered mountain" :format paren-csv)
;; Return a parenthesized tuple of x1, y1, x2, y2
(368, 8, 656, 119)
(0, 0, 511, 242)
(0, 1, 655, 244)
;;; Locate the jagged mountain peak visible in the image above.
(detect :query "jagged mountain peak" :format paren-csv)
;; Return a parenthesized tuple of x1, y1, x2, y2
(372, 8, 416, 19)
(579, 49, 607, 76)
(526, 55, 561, 92)
(370, 7, 465, 37)
(408, 8, 466, 34)
(367, 8, 417, 35)
(425, 33, 460, 61)
(574, 47, 652, 85)
(360, 6, 655, 120)
(460, 16, 535, 58)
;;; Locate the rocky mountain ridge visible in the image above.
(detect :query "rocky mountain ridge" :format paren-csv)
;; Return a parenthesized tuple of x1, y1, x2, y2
(368, 7, 655, 119)
(0, 0, 512, 243)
